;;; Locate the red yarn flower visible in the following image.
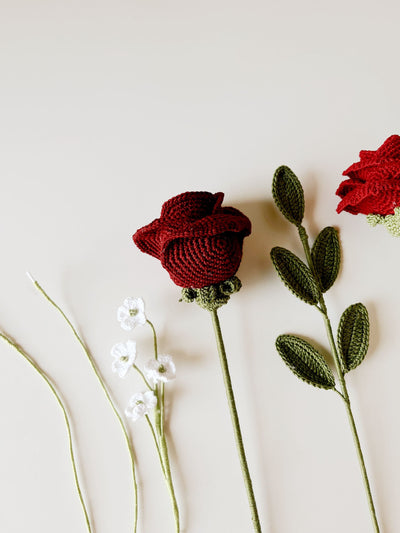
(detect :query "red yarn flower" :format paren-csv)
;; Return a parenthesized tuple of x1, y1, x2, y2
(133, 191, 251, 288)
(336, 134, 400, 216)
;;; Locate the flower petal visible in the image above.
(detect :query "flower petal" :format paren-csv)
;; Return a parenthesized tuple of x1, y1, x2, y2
(117, 305, 129, 321)
(110, 342, 128, 360)
(161, 192, 224, 224)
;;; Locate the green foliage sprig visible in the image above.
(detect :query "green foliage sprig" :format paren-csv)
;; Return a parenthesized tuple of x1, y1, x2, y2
(270, 165, 380, 533)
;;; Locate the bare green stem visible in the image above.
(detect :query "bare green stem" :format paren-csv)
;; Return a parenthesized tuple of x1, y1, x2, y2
(133, 364, 153, 390)
(210, 309, 262, 533)
(145, 415, 166, 476)
(0, 333, 93, 533)
(29, 277, 139, 533)
(146, 318, 180, 533)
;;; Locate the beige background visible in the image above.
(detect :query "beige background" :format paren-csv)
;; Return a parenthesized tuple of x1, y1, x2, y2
(0, 1, 399, 532)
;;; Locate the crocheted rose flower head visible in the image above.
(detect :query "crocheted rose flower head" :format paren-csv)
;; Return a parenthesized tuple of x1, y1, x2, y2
(133, 191, 251, 289)
(336, 135, 400, 236)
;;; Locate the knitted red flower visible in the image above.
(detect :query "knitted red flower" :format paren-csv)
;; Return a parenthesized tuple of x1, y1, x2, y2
(133, 191, 251, 288)
(336, 135, 400, 215)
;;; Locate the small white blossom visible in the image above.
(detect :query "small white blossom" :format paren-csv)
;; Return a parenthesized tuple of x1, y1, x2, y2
(144, 354, 176, 384)
(117, 297, 146, 331)
(125, 391, 157, 421)
(110, 340, 137, 378)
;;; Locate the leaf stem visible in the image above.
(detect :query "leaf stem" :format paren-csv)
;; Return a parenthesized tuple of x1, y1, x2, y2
(29, 278, 139, 533)
(299, 226, 380, 533)
(0, 333, 93, 533)
(210, 309, 262, 533)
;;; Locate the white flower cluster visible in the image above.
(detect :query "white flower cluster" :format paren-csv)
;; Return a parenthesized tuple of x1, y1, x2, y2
(111, 297, 176, 422)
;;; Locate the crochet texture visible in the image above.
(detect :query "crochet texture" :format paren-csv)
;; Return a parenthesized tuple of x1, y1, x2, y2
(133, 191, 251, 288)
(336, 134, 400, 216)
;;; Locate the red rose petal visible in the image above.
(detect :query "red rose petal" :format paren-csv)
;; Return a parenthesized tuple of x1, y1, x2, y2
(337, 135, 400, 216)
(133, 191, 251, 288)
(160, 191, 224, 225)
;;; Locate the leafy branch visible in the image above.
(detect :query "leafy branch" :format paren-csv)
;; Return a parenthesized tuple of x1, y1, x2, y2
(271, 165, 380, 533)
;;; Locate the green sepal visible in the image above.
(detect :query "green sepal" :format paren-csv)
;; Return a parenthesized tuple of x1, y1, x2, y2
(272, 166, 305, 226)
(276, 334, 335, 390)
(270, 247, 321, 305)
(180, 276, 242, 311)
(311, 226, 341, 292)
(337, 303, 370, 373)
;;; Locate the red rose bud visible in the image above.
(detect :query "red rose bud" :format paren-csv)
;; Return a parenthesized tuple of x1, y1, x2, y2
(133, 191, 251, 288)
(336, 134, 400, 216)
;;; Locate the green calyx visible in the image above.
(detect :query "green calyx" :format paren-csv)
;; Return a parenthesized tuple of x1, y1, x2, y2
(180, 277, 242, 311)
(367, 207, 400, 237)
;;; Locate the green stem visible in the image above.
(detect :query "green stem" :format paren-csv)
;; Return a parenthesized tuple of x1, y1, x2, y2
(30, 278, 139, 533)
(147, 319, 162, 435)
(158, 427, 180, 533)
(0, 333, 93, 533)
(160, 383, 165, 438)
(298, 226, 380, 533)
(146, 318, 180, 533)
(145, 415, 166, 477)
(147, 320, 158, 358)
(133, 364, 153, 390)
(210, 309, 262, 533)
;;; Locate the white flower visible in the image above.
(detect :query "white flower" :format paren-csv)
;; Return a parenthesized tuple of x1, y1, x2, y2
(117, 297, 146, 331)
(125, 391, 157, 421)
(110, 340, 137, 378)
(144, 355, 176, 384)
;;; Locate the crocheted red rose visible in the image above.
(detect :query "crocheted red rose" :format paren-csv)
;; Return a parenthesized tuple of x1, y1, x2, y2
(133, 191, 251, 288)
(336, 135, 400, 216)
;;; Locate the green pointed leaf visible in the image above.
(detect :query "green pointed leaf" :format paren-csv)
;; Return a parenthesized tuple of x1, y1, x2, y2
(337, 303, 369, 373)
(276, 334, 335, 389)
(311, 226, 341, 292)
(270, 247, 320, 305)
(272, 166, 304, 226)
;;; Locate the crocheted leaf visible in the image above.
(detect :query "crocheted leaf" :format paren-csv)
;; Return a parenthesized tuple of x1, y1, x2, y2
(276, 335, 335, 389)
(311, 227, 341, 292)
(337, 303, 370, 373)
(270, 247, 321, 305)
(272, 166, 304, 226)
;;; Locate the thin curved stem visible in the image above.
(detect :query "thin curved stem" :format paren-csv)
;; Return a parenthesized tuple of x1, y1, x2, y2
(321, 306, 380, 533)
(146, 318, 180, 533)
(147, 319, 162, 434)
(158, 427, 180, 533)
(210, 309, 262, 533)
(29, 277, 139, 533)
(145, 415, 166, 477)
(0, 333, 93, 533)
(146, 320, 158, 358)
(299, 225, 380, 533)
(133, 364, 153, 390)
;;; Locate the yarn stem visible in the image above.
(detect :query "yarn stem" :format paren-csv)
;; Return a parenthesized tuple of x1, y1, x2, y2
(298, 226, 380, 533)
(158, 423, 180, 533)
(145, 415, 166, 477)
(147, 319, 180, 533)
(29, 277, 139, 533)
(133, 364, 154, 390)
(0, 333, 93, 533)
(210, 309, 262, 533)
